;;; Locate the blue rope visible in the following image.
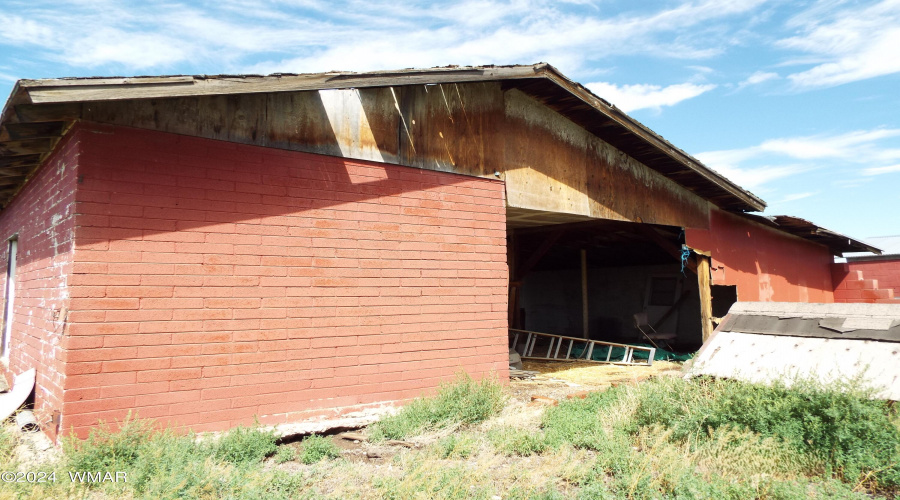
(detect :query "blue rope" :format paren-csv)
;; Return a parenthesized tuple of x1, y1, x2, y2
(680, 244, 691, 275)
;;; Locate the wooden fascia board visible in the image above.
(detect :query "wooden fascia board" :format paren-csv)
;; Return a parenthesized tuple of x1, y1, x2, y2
(19, 66, 546, 104)
(7, 63, 766, 214)
(536, 66, 766, 213)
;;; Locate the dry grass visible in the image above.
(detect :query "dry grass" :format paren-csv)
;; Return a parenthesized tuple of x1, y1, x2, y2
(522, 359, 683, 385)
(5, 368, 893, 499)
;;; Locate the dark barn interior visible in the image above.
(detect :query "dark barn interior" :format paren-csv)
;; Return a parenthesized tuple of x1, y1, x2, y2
(507, 214, 707, 352)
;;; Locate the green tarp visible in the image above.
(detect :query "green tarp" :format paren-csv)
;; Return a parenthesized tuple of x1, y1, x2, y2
(572, 343, 693, 363)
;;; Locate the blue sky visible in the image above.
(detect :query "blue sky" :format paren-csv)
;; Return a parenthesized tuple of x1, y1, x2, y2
(1, 0, 898, 241)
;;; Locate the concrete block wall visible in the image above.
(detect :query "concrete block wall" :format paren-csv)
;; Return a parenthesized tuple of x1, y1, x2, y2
(0, 132, 79, 440)
(845, 259, 900, 297)
(56, 123, 509, 437)
(831, 263, 898, 303)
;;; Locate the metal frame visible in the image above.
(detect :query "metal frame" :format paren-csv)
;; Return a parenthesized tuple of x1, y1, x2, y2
(509, 328, 655, 366)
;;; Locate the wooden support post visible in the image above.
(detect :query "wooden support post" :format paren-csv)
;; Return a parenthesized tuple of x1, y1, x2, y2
(507, 231, 518, 329)
(697, 255, 714, 342)
(581, 249, 589, 339)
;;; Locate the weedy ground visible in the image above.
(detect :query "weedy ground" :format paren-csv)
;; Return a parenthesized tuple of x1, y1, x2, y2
(1, 365, 898, 499)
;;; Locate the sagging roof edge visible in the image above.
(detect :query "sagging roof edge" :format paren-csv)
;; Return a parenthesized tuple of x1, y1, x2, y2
(0, 63, 765, 213)
(739, 213, 882, 256)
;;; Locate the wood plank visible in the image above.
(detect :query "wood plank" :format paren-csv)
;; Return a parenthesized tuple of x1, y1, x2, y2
(0, 138, 53, 155)
(22, 66, 545, 104)
(20, 75, 195, 87)
(14, 102, 82, 123)
(525, 72, 765, 212)
(0, 154, 41, 168)
(0, 169, 30, 178)
(698, 255, 714, 342)
(4, 121, 66, 140)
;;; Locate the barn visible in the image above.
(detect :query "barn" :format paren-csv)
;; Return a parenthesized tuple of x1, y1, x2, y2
(0, 64, 876, 440)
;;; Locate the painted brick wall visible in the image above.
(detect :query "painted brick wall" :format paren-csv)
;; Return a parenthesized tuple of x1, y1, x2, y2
(0, 132, 78, 440)
(686, 208, 835, 303)
(831, 262, 898, 303)
(63, 123, 509, 437)
(846, 260, 900, 297)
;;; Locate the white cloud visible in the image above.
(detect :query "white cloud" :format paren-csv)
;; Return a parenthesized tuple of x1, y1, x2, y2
(780, 0, 900, 89)
(737, 70, 779, 89)
(696, 159, 808, 189)
(863, 164, 900, 176)
(780, 192, 815, 202)
(758, 129, 900, 160)
(697, 128, 900, 188)
(0, 0, 770, 74)
(586, 81, 716, 112)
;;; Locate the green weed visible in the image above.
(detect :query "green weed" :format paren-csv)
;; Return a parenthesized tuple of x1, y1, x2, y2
(60, 415, 302, 499)
(435, 432, 479, 459)
(274, 445, 297, 464)
(211, 425, 278, 465)
(488, 427, 548, 456)
(371, 373, 507, 440)
(298, 435, 340, 465)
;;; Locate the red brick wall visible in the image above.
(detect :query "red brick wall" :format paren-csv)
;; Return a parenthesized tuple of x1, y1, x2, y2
(846, 260, 900, 297)
(62, 123, 509, 437)
(832, 262, 898, 303)
(0, 132, 78, 440)
(686, 208, 835, 303)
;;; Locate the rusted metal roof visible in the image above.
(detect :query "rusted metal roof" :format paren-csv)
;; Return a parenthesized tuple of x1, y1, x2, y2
(0, 63, 766, 212)
(740, 214, 881, 256)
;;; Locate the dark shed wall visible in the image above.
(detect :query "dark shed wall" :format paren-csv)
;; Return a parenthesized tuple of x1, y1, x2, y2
(520, 263, 701, 344)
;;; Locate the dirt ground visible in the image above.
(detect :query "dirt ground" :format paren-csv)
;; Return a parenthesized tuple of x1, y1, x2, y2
(274, 359, 686, 468)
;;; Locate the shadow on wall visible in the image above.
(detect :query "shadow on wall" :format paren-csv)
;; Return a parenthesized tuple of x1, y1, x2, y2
(74, 106, 495, 248)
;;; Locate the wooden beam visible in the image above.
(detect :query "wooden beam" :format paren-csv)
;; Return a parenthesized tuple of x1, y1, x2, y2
(20, 66, 547, 104)
(516, 228, 565, 279)
(0, 138, 53, 156)
(539, 70, 766, 212)
(515, 218, 630, 236)
(507, 231, 518, 329)
(0, 155, 41, 169)
(14, 103, 82, 122)
(697, 256, 714, 342)
(636, 225, 697, 274)
(4, 121, 66, 140)
(581, 249, 589, 339)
